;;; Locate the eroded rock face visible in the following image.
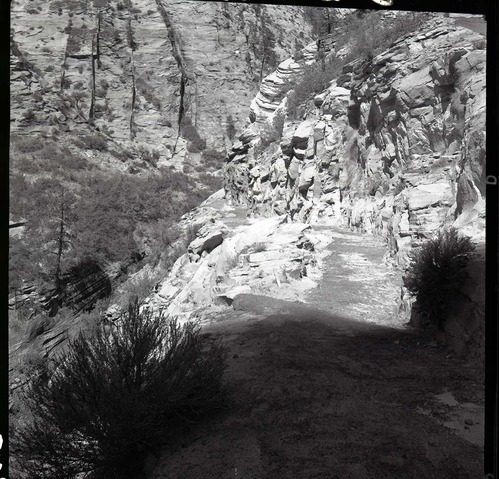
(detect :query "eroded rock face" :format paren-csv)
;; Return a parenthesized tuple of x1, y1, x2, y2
(10, 0, 315, 168)
(144, 194, 331, 322)
(221, 16, 486, 360)
(224, 17, 486, 267)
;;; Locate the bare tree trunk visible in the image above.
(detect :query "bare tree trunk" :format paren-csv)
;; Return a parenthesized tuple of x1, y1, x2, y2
(51, 200, 66, 316)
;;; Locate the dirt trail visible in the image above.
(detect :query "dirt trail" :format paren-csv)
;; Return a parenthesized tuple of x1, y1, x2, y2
(151, 227, 484, 479)
(305, 228, 403, 328)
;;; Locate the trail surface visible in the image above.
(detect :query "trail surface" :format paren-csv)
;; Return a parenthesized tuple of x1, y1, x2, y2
(305, 228, 403, 328)
(151, 227, 484, 479)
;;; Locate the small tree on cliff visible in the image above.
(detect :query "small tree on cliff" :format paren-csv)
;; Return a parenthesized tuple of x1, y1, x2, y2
(9, 178, 77, 306)
(12, 299, 228, 478)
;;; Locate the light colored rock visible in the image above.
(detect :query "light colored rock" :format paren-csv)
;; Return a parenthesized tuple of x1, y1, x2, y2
(248, 250, 286, 264)
(225, 14, 485, 268)
(11, 0, 316, 167)
(188, 222, 228, 256)
(293, 120, 315, 150)
(406, 182, 453, 210)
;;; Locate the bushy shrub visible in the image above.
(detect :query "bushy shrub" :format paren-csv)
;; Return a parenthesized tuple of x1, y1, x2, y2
(75, 133, 108, 151)
(115, 269, 162, 307)
(199, 172, 223, 192)
(201, 148, 224, 169)
(253, 242, 267, 253)
(137, 145, 160, 166)
(226, 115, 236, 142)
(404, 227, 475, 329)
(180, 116, 206, 153)
(12, 136, 45, 153)
(12, 300, 228, 478)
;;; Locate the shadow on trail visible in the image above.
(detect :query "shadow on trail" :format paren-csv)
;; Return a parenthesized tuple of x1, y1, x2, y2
(230, 293, 409, 339)
(152, 294, 483, 479)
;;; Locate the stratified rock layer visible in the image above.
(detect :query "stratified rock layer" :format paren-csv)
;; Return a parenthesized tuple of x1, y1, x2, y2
(10, 0, 315, 167)
(224, 17, 486, 265)
(223, 16, 486, 359)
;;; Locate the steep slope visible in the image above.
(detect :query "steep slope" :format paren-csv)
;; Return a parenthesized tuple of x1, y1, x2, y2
(224, 15, 486, 264)
(140, 13, 485, 358)
(9, 12, 486, 478)
(10, 0, 316, 169)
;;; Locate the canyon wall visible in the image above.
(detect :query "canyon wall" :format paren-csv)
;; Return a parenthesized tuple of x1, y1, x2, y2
(224, 16, 486, 264)
(223, 15, 486, 359)
(10, 0, 315, 168)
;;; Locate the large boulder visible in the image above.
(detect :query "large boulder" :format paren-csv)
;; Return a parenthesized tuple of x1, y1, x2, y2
(188, 221, 228, 257)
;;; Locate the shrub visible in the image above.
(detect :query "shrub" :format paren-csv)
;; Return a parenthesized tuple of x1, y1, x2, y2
(61, 76, 72, 89)
(12, 300, 228, 479)
(404, 227, 475, 329)
(137, 145, 160, 166)
(24, 314, 56, 342)
(99, 79, 110, 90)
(199, 172, 223, 191)
(287, 57, 343, 119)
(22, 109, 36, 122)
(226, 115, 236, 142)
(13, 136, 45, 153)
(253, 242, 267, 253)
(180, 116, 206, 153)
(9, 303, 34, 336)
(75, 133, 108, 151)
(115, 269, 162, 307)
(201, 148, 224, 169)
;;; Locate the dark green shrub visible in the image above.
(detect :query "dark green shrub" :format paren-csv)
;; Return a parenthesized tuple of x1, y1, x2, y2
(75, 133, 108, 151)
(12, 300, 228, 478)
(201, 149, 224, 170)
(180, 116, 206, 153)
(404, 228, 475, 329)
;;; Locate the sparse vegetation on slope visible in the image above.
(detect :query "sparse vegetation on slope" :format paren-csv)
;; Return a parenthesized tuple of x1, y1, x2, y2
(286, 10, 431, 119)
(11, 300, 228, 479)
(339, 10, 431, 61)
(9, 137, 218, 316)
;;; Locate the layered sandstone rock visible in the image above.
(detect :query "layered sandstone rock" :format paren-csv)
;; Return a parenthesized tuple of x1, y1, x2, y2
(143, 193, 331, 322)
(10, 0, 315, 169)
(224, 16, 486, 266)
(223, 15, 486, 358)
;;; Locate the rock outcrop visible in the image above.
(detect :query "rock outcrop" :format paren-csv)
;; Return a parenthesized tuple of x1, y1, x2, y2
(223, 15, 486, 358)
(10, 12, 486, 369)
(224, 17, 486, 266)
(10, 0, 315, 169)
(145, 195, 331, 322)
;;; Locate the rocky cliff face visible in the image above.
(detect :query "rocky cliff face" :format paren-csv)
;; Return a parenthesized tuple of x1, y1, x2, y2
(10, 0, 315, 169)
(224, 16, 486, 266)
(10, 11, 486, 369)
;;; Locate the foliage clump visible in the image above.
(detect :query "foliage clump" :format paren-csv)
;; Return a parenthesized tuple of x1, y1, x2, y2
(286, 10, 431, 119)
(12, 300, 228, 479)
(343, 11, 431, 62)
(404, 228, 475, 329)
(180, 116, 206, 153)
(287, 57, 343, 118)
(75, 133, 108, 152)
